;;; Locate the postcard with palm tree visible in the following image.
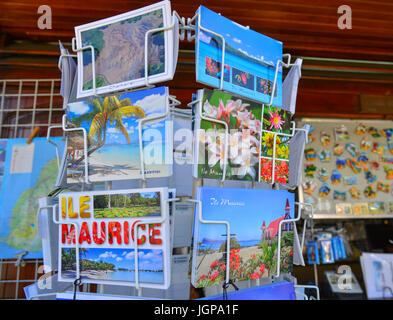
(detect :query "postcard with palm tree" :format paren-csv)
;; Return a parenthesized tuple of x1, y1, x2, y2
(66, 86, 172, 183)
(191, 187, 294, 288)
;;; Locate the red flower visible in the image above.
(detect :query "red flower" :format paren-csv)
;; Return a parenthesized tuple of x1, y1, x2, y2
(209, 271, 219, 281)
(210, 260, 218, 269)
(289, 251, 293, 257)
(221, 263, 226, 271)
(251, 254, 256, 259)
(259, 264, 265, 275)
(251, 272, 260, 280)
(197, 275, 207, 283)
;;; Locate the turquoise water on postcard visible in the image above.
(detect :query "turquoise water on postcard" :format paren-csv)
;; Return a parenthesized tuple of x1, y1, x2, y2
(201, 239, 260, 250)
(106, 270, 164, 283)
(197, 41, 282, 106)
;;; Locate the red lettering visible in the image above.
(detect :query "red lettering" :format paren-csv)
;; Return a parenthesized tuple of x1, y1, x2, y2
(131, 220, 146, 245)
(78, 222, 91, 244)
(108, 222, 122, 245)
(124, 221, 129, 245)
(61, 224, 76, 244)
(92, 222, 106, 245)
(149, 223, 162, 245)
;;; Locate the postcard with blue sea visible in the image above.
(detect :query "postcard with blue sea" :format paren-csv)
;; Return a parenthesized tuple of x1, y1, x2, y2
(191, 187, 294, 288)
(75, 0, 173, 98)
(66, 86, 172, 183)
(58, 187, 171, 289)
(196, 6, 282, 106)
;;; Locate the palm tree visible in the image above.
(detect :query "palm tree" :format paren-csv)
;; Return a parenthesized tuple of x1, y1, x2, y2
(71, 95, 146, 164)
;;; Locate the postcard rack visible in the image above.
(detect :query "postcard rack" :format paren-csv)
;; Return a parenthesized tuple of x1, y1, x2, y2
(39, 6, 318, 301)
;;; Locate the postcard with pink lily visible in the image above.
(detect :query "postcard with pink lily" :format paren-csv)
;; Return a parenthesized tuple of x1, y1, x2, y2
(194, 89, 262, 181)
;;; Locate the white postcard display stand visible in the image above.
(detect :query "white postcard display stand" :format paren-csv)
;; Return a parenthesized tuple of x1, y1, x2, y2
(34, 2, 318, 300)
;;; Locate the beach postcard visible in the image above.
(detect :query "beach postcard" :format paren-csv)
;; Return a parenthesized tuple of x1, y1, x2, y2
(191, 187, 294, 288)
(66, 86, 172, 183)
(196, 6, 282, 106)
(75, 0, 174, 98)
(58, 187, 171, 289)
(61, 248, 165, 285)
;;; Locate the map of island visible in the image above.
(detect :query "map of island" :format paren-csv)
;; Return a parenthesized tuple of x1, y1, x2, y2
(81, 9, 166, 91)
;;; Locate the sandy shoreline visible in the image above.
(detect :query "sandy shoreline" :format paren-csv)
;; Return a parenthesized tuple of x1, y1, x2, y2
(62, 269, 115, 280)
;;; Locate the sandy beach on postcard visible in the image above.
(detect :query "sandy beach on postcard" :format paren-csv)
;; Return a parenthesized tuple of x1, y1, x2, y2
(62, 269, 115, 280)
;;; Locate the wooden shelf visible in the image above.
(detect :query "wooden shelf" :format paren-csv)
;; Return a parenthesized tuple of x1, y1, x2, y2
(312, 213, 393, 220)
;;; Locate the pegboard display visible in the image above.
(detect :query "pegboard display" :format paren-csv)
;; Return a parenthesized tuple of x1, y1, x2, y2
(297, 117, 393, 219)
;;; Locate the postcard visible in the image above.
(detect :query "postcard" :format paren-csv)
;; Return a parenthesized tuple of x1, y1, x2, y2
(196, 5, 282, 106)
(193, 88, 262, 182)
(66, 86, 172, 183)
(352, 203, 369, 215)
(360, 253, 393, 299)
(58, 187, 171, 289)
(193, 88, 291, 184)
(336, 203, 352, 215)
(75, 1, 174, 98)
(0, 138, 65, 259)
(368, 202, 385, 214)
(191, 187, 294, 288)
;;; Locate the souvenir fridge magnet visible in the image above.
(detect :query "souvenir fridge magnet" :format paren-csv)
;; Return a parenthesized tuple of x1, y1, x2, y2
(383, 166, 393, 180)
(382, 128, 393, 138)
(305, 164, 317, 178)
(304, 148, 316, 161)
(320, 131, 331, 146)
(360, 138, 372, 151)
(333, 190, 346, 201)
(331, 237, 340, 260)
(307, 241, 320, 265)
(352, 203, 369, 215)
(372, 142, 386, 155)
(346, 158, 361, 174)
(302, 181, 316, 195)
(355, 123, 367, 136)
(318, 150, 331, 163)
(364, 168, 377, 183)
(345, 143, 359, 157)
(307, 125, 316, 144)
(320, 240, 335, 264)
(380, 156, 393, 165)
(387, 138, 393, 154)
(319, 183, 331, 197)
(377, 182, 390, 193)
(336, 203, 352, 215)
(368, 202, 385, 214)
(364, 185, 377, 198)
(349, 187, 362, 199)
(344, 176, 357, 186)
(333, 143, 344, 156)
(387, 202, 393, 214)
(318, 168, 329, 182)
(336, 156, 346, 170)
(370, 161, 380, 171)
(335, 125, 349, 141)
(368, 127, 381, 138)
(357, 152, 368, 166)
(330, 170, 342, 184)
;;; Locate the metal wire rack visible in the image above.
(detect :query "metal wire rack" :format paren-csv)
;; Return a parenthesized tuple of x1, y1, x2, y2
(0, 78, 70, 299)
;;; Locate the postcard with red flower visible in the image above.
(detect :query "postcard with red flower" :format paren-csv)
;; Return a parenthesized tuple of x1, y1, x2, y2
(191, 187, 295, 288)
(259, 105, 292, 184)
